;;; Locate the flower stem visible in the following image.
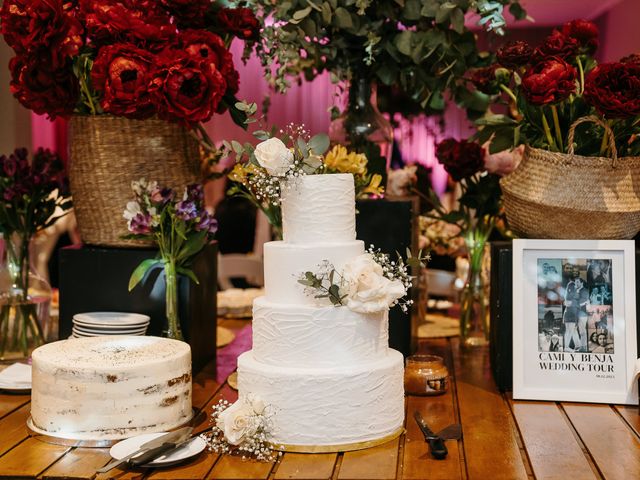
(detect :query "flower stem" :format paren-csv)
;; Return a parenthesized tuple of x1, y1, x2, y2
(551, 105, 564, 152)
(541, 111, 557, 151)
(577, 57, 585, 95)
(499, 84, 518, 104)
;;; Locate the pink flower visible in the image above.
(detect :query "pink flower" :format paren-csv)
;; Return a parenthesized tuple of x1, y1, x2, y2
(482, 142, 524, 176)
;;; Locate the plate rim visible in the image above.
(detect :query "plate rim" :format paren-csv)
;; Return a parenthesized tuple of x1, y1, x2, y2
(109, 433, 207, 467)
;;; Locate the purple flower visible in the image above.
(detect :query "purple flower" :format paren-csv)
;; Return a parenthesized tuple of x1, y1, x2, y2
(184, 183, 204, 202)
(175, 200, 198, 221)
(129, 213, 153, 234)
(196, 211, 218, 234)
(150, 186, 174, 205)
(3, 187, 17, 201)
(2, 155, 17, 176)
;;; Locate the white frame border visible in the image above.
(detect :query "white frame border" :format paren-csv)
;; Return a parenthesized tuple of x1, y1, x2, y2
(513, 239, 638, 405)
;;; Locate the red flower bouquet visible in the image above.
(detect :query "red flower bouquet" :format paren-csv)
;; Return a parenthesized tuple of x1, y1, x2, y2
(0, 0, 260, 147)
(472, 18, 640, 158)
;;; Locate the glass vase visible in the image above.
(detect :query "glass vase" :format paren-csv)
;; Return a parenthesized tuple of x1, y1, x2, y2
(459, 232, 490, 348)
(329, 75, 394, 177)
(0, 233, 50, 361)
(163, 258, 184, 341)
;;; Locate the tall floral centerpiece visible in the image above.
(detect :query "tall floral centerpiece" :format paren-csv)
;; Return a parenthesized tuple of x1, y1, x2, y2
(473, 19, 640, 239)
(254, 0, 526, 177)
(0, 0, 259, 246)
(421, 139, 504, 347)
(0, 149, 72, 359)
(124, 179, 217, 340)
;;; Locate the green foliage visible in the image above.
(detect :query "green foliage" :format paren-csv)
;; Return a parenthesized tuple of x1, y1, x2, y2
(254, 0, 524, 116)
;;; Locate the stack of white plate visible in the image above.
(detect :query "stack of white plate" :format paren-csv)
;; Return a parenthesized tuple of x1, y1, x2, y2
(71, 312, 150, 338)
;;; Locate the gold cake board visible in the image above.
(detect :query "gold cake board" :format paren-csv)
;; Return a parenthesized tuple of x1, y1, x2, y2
(272, 426, 405, 453)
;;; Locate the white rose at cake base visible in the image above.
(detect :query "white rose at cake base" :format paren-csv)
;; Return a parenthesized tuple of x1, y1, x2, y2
(342, 253, 406, 314)
(254, 137, 294, 176)
(216, 399, 259, 445)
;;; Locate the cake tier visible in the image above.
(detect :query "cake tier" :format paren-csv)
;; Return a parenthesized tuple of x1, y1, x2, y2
(31, 336, 192, 440)
(252, 297, 388, 367)
(264, 240, 364, 305)
(237, 350, 405, 447)
(281, 173, 356, 244)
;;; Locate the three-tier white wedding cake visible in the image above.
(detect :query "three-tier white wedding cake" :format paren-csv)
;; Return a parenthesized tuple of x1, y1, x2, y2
(236, 173, 405, 451)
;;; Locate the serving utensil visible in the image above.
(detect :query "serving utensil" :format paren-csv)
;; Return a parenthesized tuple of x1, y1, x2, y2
(413, 411, 462, 460)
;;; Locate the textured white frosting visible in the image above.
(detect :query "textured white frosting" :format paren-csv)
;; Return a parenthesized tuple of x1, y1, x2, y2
(31, 336, 192, 440)
(237, 350, 404, 446)
(281, 174, 356, 244)
(263, 240, 364, 305)
(252, 296, 388, 367)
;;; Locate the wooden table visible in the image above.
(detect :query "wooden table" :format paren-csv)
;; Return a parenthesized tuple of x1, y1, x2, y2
(1, 331, 639, 479)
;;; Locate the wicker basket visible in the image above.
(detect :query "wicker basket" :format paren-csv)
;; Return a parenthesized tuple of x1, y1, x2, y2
(69, 115, 201, 247)
(500, 116, 640, 239)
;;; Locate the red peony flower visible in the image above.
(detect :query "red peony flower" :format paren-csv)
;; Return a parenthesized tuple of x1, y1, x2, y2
(160, 0, 211, 28)
(497, 40, 533, 69)
(149, 50, 227, 126)
(562, 19, 598, 55)
(217, 7, 260, 40)
(9, 54, 79, 119)
(620, 53, 640, 64)
(79, 0, 176, 50)
(177, 30, 239, 95)
(470, 65, 502, 95)
(91, 43, 156, 119)
(435, 138, 485, 182)
(584, 62, 640, 119)
(0, 0, 83, 68)
(533, 30, 579, 61)
(521, 58, 577, 105)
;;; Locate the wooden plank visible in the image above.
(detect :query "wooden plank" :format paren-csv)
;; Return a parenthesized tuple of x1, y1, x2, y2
(337, 437, 400, 480)
(616, 405, 640, 438)
(402, 338, 462, 480)
(509, 399, 596, 480)
(42, 448, 111, 480)
(0, 404, 30, 456)
(451, 338, 529, 480)
(274, 453, 336, 480)
(0, 437, 70, 478)
(0, 394, 30, 420)
(207, 456, 273, 480)
(563, 404, 640, 480)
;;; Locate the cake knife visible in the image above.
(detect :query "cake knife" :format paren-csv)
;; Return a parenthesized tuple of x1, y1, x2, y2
(413, 411, 462, 460)
(97, 426, 193, 473)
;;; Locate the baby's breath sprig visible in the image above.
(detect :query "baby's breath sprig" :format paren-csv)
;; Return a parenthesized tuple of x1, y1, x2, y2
(298, 260, 348, 306)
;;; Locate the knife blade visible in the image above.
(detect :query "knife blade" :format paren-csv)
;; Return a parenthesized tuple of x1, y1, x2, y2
(413, 411, 448, 460)
(97, 427, 193, 474)
(128, 427, 194, 467)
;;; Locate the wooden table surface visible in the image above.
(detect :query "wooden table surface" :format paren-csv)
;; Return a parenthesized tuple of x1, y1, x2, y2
(1, 322, 639, 479)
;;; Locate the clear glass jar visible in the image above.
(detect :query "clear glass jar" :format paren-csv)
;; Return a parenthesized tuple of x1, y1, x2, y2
(404, 354, 449, 396)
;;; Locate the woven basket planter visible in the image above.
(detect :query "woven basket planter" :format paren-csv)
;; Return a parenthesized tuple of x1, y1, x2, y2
(500, 116, 640, 239)
(69, 115, 201, 247)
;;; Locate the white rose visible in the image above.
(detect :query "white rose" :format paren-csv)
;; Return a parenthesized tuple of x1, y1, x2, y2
(254, 137, 294, 176)
(343, 254, 407, 314)
(216, 399, 257, 445)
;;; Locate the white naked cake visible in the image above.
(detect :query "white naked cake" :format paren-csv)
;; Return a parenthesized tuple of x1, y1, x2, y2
(237, 173, 405, 450)
(31, 336, 192, 441)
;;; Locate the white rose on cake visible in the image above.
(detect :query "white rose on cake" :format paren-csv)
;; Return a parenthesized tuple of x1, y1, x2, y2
(216, 399, 258, 445)
(254, 137, 294, 176)
(343, 254, 407, 314)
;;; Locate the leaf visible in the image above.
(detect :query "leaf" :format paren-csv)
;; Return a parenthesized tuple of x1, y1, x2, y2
(177, 230, 208, 262)
(296, 137, 308, 157)
(450, 8, 465, 34)
(334, 7, 353, 28)
(308, 133, 330, 155)
(128, 259, 162, 291)
(177, 267, 200, 285)
(395, 31, 413, 56)
(293, 6, 312, 20)
(321, 1, 332, 23)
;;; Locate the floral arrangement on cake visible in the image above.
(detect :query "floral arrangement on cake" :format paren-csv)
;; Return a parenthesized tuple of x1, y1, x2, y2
(298, 247, 428, 314)
(252, 0, 526, 116)
(0, 148, 72, 356)
(0, 0, 260, 152)
(472, 18, 640, 156)
(227, 124, 384, 233)
(124, 178, 217, 340)
(207, 395, 279, 462)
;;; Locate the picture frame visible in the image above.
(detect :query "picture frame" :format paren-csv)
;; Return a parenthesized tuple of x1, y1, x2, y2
(512, 239, 638, 405)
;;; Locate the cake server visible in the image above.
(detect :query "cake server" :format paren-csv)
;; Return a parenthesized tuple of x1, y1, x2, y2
(413, 411, 462, 460)
(97, 426, 193, 473)
(128, 427, 194, 467)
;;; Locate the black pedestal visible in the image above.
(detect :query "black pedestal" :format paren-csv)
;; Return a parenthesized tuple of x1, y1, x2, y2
(356, 196, 420, 357)
(490, 241, 640, 391)
(59, 243, 218, 373)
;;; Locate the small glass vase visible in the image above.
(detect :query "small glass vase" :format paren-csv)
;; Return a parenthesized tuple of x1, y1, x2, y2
(0, 233, 50, 361)
(459, 233, 490, 348)
(163, 259, 184, 341)
(329, 75, 394, 176)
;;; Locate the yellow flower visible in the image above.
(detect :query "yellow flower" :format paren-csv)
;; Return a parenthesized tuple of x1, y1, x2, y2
(361, 174, 385, 196)
(324, 145, 368, 175)
(228, 163, 248, 183)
